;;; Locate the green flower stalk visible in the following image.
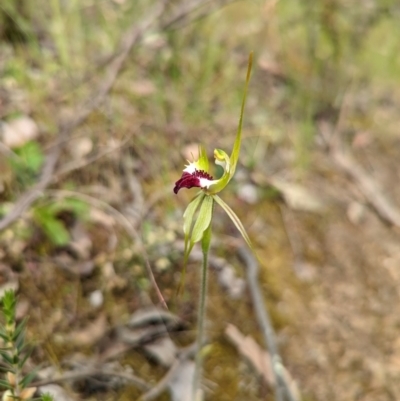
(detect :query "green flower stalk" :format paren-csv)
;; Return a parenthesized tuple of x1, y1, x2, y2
(174, 53, 253, 400)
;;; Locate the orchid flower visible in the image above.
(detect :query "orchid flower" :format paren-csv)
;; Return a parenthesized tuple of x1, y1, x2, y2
(174, 53, 254, 279)
(174, 53, 254, 399)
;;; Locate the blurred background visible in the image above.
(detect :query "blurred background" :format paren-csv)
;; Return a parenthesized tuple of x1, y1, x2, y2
(1, 0, 400, 400)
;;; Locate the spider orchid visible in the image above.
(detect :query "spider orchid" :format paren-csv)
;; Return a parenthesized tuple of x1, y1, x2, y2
(174, 53, 254, 400)
(174, 53, 254, 276)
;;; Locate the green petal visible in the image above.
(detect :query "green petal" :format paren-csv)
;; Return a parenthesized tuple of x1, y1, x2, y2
(213, 194, 253, 251)
(230, 52, 253, 177)
(197, 144, 209, 172)
(205, 148, 232, 194)
(205, 172, 229, 195)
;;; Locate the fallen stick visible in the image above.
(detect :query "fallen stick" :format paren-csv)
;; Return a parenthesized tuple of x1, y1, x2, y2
(238, 246, 299, 401)
(32, 367, 150, 392)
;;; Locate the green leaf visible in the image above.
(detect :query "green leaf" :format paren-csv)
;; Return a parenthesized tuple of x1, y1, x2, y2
(1, 352, 14, 365)
(48, 198, 89, 219)
(213, 194, 253, 251)
(13, 141, 44, 174)
(19, 367, 38, 388)
(19, 348, 32, 369)
(230, 52, 253, 178)
(0, 378, 13, 390)
(13, 318, 27, 341)
(33, 208, 70, 246)
(40, 393, 54, 401)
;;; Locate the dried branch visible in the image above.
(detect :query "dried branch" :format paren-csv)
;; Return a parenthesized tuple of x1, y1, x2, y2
(32, 367, 150, 392)
(238, 246, 299, 401)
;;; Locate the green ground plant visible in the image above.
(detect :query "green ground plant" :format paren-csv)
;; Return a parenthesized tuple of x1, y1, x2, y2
(0, 290, 52, 401)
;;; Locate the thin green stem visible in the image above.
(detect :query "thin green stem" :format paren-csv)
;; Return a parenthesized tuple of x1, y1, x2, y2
(192, 205, 213, 401)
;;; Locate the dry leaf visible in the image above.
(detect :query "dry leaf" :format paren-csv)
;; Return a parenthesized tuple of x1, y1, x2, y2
(58, 314, 107, 347)
(225, 324, 301, 400)
(225, 324, 274, 386)
(269, 178, 325, 213)
(168, 360, 195, 401)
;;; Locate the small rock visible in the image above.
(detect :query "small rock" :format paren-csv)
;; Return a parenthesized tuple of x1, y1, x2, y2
(89, 290, 104, 308)
(1, 116, 39, 148)
(347, 201, 366, 225)
(131, 79, 156, 96)
(69, 137, 93, 159)
(293, 261, 318, 283)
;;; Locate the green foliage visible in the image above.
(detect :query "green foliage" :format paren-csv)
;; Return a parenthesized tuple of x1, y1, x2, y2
(32, 198, 89, 246)
(9, 141, 44, 187)
(0, 290, 53, 401)
(13, 142, 44, 173)
(0, 0, 34, 43)
(32, 206, 70, 246)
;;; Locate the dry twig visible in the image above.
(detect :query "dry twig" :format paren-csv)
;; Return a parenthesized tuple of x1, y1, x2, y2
(32, 367, 150, 392)
(238, 246, 299, 401)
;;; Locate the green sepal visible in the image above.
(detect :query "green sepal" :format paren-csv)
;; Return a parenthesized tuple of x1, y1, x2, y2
(180, 195, 214, 293)
(230, 52, 253, 177)
(197, 144, 209, 172)
(189, 195, 214, 250)
(179, 196, 213, 294)
(183, 192, 206, 255)
(1, 352, 13, 365)
(178, 192, 206, 295)
(213, 194, 253, 251)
